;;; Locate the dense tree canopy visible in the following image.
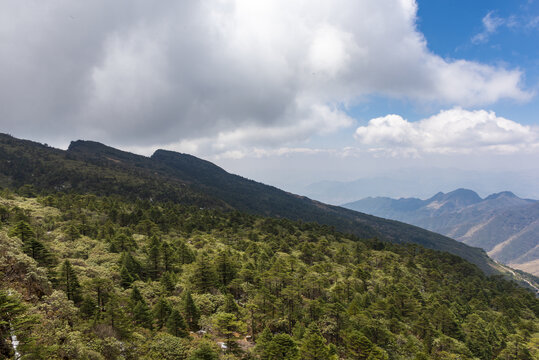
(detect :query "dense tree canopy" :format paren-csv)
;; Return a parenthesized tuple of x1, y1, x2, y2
(0, 190, 537, 359)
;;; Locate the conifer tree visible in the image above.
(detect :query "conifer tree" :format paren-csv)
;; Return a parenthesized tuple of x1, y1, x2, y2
(111, 233, 136, 253)
(300, 324, 331, 360)
(59, 260, 82, 304)
(167, 309, 188, 337)
(266, 333, 299, 360)
(192, 253, 217, 293)
(79, 295, 97, 319)
(129, 286, 144, 305)
(128, 286, 153, 329)
(343, 330, 373, 360)
(182, 292, 200, 331)
(177, 240, 195, 265)
(133, 301, 153, 329)
(188, 342, 219, 360)
(215, 250, 237, 287)
(255, 327, 274, 358)
(105, 296, 132, 338)
(9, 220, 35, 242)
(147, 235, 161, 279)
(153, 296, 172, 330)
(161, 241, 174, 272)
(0, 290, 34, 358)
(120, 252, 143, 280)
(22, 237, 52, 266)
(223, 293, 239, 314)
(213, 312, 244, 347)
(120, 265, 134, 288)
(65, 222, 80, 241)
(161, 271, 176, 294)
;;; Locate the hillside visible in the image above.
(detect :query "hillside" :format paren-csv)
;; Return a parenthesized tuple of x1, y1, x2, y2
(1, 191, 537, 359)
(0, 134, 497, 274)
(343, 189, 539, 276)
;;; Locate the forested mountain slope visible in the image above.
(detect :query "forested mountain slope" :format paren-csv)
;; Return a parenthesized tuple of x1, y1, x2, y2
(0, 133, 496, 274)
(0, 191, 537, 359)
(343, 190, 539, 276)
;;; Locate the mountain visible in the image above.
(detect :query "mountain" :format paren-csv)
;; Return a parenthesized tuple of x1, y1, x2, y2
(300, 169, 539, 205)
(0, 133, 497, 274)
(343, 189, 539, 275)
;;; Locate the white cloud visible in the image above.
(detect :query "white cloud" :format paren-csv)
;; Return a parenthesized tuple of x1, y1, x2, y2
(472, 11, 505, 44)
(354, 108, 539, 156)
(146, 104, 354, 158)
(0, 0, 532, 151)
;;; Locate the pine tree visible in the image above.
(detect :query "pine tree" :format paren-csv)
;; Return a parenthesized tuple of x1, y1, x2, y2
(22, 237, 52, 266)
(255, 327, 274, 358)
(120, 265, 134, 288)
(147, 235, 161, 279)
(177, 240, 195, 265)
(223, 293, 239, 314)
(167, 309, 188, 337)
(0, 290, 34, 358)
(266, 333, 299, 360)
(182, 292, 200, 331)
(133, 300, 153, 329)
(79, 295, 97, 319)
(129, 286, 144, 305)
(161, 271, 176, 294)
(120, 252, 143, 280)
(215, 250, 237, 287)
(9, 220, 35, 242)
(105, 296, 132, 338)
(213, 312, 243, 347)
(188, 342, 219, 360)
(65, 222, 80, 241)
(153, 296, 172, 330)
(366, 346, 388, 360)
(343, 330, 372, 360)
(192, 253, 217, 293)
(59, 260, 82, 304)
(300, 324, 331, 360)
(111, 233, 136, 253)
(161, 241, 174, 272)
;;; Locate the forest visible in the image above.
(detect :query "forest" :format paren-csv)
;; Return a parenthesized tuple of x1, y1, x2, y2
(1, 188, 538, 359)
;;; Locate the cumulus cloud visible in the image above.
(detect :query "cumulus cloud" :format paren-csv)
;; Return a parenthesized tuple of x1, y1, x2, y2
(354, 108, 539, 156)
(0, 0, 532, 151)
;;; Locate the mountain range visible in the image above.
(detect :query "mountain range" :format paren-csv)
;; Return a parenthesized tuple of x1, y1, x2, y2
(0, 133, 501, 276)
(299, 169, 539, 205)
(343, 189, 539, 276)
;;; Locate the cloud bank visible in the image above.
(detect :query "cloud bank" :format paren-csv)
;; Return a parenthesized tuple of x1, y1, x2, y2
(354, 108, 539, 156)
(0, 0, 532, 151)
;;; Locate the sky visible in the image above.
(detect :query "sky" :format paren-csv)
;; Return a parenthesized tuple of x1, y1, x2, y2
(1, 0, 538, 199)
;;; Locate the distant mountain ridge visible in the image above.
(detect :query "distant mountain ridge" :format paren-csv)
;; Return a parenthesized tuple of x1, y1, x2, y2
(343, 189, 539, 275)
(0, 133, 498, 275)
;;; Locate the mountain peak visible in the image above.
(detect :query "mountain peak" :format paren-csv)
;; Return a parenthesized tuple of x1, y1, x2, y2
(485, 191, 518, 201)
(445, 188, 482, 202)
(426, 189, 481, 207)
(68, 139, 112, 152)
(67, 140, 148, 161)
(151, 149, 229, 182)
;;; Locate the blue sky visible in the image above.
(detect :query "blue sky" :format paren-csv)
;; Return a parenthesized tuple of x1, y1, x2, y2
(347, 0, 539, 125)
(1, 0, 538, 199)
(418, 0, 539, 125)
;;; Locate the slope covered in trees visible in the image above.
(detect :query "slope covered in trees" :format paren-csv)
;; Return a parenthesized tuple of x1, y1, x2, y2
(0, 190, 537, 359)
(0, 133, 496, 274)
